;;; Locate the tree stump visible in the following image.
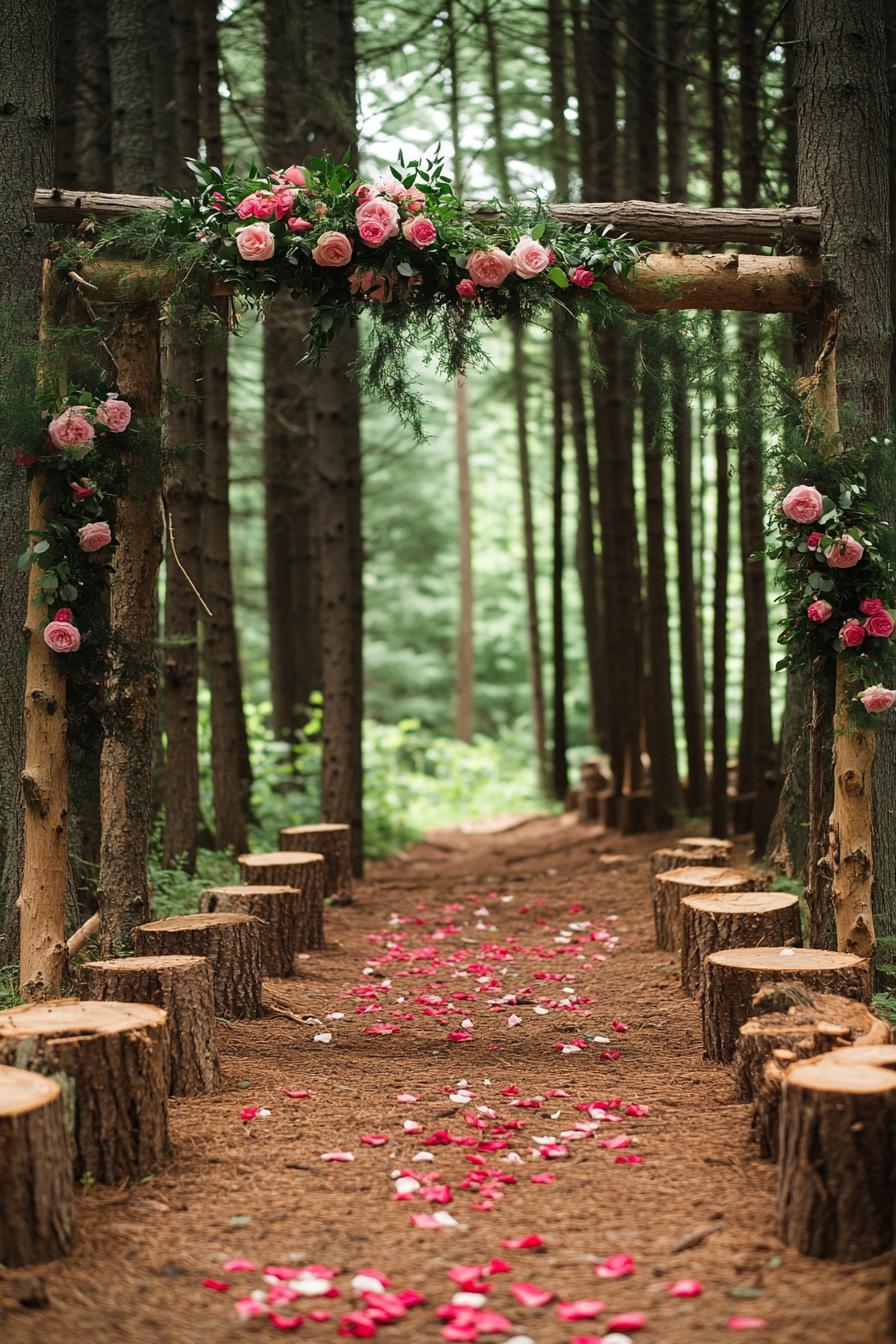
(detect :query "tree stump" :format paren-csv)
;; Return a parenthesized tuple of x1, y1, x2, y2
(0, 1065, 73, 1265)
(0, 1000, 170, 1183)
(199, 885, 311, 972)
(653, 866, 759, 952)
(733, 985, 890, 1159)
(777, 1045, 896, 1260)
(279, 823, 353, 904)
(238, 852, 325, 950)
(597, 790, 618, 829)
(680, 891, 801, 996)
(619, 789, 651, 835)
(701, 947, 872, 1064)
(649, 845, 731, 881)
(76, 955, 220, 1095)
(135, 913, 263, 1018)
(679, 835, 733, 856)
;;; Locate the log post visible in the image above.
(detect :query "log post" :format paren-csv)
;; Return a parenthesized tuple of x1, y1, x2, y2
(701, 947, 872, 1063)
(98, 301, 164, 955)
(238, 852, 326, 950)
(279, 823, 353, 904)
(653, 866, 760, 951)
(777, 1045, 896, 1260)
(134, 913, 263, 1018)
(680, 891, 801, 996)
(76, 955, 219, 1095)
(199, 886, 308, 972)
(0, 1065, 73, 1266)
(0, 1000, 170, 1183)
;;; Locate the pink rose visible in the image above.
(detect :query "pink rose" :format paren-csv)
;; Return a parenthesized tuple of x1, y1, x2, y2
(781, 483, 824, 524)
(826, 534, 865, 568)
(273, 188, 295, 220)
(355, 198, 400, 239)
(48, 407, 94, 453)
(807, 599, 833, 623)
(235, 223, 275, 262)
(44, 619, 81, 654)
(280, 165, 306, 187)
(54, 608, 73, 623)
(466, 247, 513, 288)
(358, 218, 390, 247)
(70, 481, 95, 501)
(456, 279, 477, 299)
(865, 609, 895, 638)
(210, 192, 226, 211)
(402, 186, 427, 213)
(839, 618, 866, 648)
(807, 530, 822, 551)
(570, 265, 594, 288)
(858, 685, 896, 714)
(236, 191, 276, 220)
(511, 235, 551, 279)
(860, 597, 885, 615)
(311, 231, 353, 267)
(95, 395, 132, 432)
(354, 183, 378, 204)
(374, 174, 406, 200)
(78, 521, 112, 552)
(402, 216, 437, 249)
(287, 216, 311, 232)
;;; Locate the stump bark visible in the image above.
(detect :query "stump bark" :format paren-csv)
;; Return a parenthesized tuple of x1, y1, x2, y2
(777, 1046, 896, 1260)
(649, 845, 729, 879)
(238, 852, 325, 950)
(701, 947, 872, 1064)
(76, 955, 220, 1095)
(0, 1065, 73, 1265)
(135, 913, 262, 1018)
(680, 891, 801, 996)
(279, 824, 353, 904)
(653, 866, 760, 952)
(0, 1000, 170, 1183)
(199, 885, 311, 972)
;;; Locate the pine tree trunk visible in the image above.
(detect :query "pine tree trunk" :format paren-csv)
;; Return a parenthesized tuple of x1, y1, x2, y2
(75, 0, 112, 190)
(454, 376, 475, 741)
(513, 327, 549, 789)
(106, 0, 154, 194)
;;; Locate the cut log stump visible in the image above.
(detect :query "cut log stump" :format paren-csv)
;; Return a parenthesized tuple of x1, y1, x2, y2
(278, 824, 353, 904)
(238, 852, 325, 950)
(777, 1045, 896, 1260)
(0, 1000, 170, 1183)
(680, 891, 801, 996)
(76, 955, 219, 1095)
(679, 835, 733, 856)
(733, 985, 890, 1159)
(701, 947, 872, 1064)
(135, 913, 262, 1019)
(653, 866, 760, 952)
(0, 1065, 73, 1265)
(649, 845, 730, 879)
(200, 885, 310, 972)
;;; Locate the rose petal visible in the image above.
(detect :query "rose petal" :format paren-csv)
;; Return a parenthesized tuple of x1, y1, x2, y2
(728, 1318, 767, 1331)
(501, 1234, 545, 1250)
(667, 1278, 703, 1297)
(595, 1253, 635, 1279)
(511, 1282, 553, 1308)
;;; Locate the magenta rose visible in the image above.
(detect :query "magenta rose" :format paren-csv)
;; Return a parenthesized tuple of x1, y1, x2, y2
(570, 265, 594, 288)
(54, 608, 73, 623)
(865, 609, 895, 638)
(839, 618, 866, 648)
(311, 231, 353, 267)
(511, 235, 551, 279)
(287, 216, 311, 233)
(826, 534, 865, 568)
(280, 165, 306, 187)
(467, 247, 513, 288)
(402, 216, 437, 249)
(358, 218, 390, 247)
(236, 191, 276, 220)
(95, 395, 132, 432)
(44, 619, 81, 654)
(456, 279, 477, 299)
(48, 407, 94, 453)
(78, 521, 112, 552)
(807, 599, 833, 623)
(355, 198, 400, 240)
(781, 483, 824, 523)
(860, 597, 885, 615)
(235, 223, 275, 262)
(807, 530, 822, 551)
(859, 684, 896, 714)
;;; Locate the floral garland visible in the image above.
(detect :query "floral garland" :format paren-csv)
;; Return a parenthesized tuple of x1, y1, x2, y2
(769, 432, 896, 718)
(17, 392, 130, 654)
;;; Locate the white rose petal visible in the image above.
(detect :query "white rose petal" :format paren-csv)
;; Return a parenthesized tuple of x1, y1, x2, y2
(313, 1032, 332, 1044)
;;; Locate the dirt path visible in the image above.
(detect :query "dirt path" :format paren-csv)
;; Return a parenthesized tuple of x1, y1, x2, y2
(1, 816, 888, 1342)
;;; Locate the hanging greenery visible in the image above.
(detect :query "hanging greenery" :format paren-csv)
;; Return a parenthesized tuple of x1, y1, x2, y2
(768, 431, 896, 719)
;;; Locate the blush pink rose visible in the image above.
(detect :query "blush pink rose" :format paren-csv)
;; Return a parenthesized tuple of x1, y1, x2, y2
(236, 191, 276, 220)
(865, 609, 895, 638)
(48, 407, 94, 453)
(860, 597, 885, 615)
(807, 530, 822, 551)
(235, 223, 276, 262)
(781, 483, 824, 524)
(287, 216, 311, 232)
(95, 395, 132, 432)
(311, 231, 353, 266)
(374, 174, 407, 200)
(839, 618, 866, 648)
(859, 684, 896, 714)
(456, 279, 477, 299)
(358, 218, 390, 247)
(402, 216, 437, 249)
(826, 534, 865, 568)
(570, 265, 594, 288)
(355, 198, 400, 239)
(467, 247, 513, 288)
(402, 186, 427, 213)
(79, 521, 112, 552)
(44, 619, 81, 654)
(354, 183, 378, 204)
(807, 599, 833, 623)
(280, 165, 306, 187)
(273, 188, 295, 220)
(511, 235, 551, 279)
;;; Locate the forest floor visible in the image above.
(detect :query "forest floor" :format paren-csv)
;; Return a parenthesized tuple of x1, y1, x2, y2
(1, 814, 889, 1343)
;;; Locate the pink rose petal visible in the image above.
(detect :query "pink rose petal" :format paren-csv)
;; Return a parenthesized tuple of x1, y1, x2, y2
(556, 1298, 607, 1320)
(361, 1133, 391, 1146)
(511, 1282, 553, 1308)
(321, 1150, 355, 1162)
(500, 1234, 545, 1250)
(606, 1310, 647, 1331)
(202, 1278, 231, 1292)
(595, 1253, 635, 1279)
(668, 1278, 704, 1297)
(728, 1318, 767, 1331)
